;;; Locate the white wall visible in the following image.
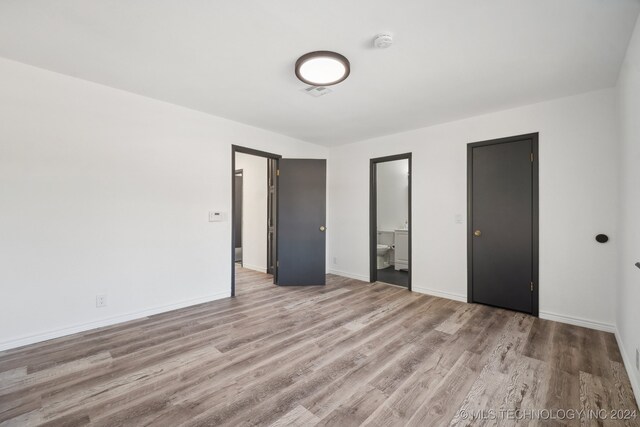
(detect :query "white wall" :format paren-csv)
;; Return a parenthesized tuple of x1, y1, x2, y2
(235, 153, 268, 273)
(0, 50, 629, 361)
(616, 13, 640, 399)
(376, 160, 409, 232)
(0, 57, 327, 350)
(329, 89, 619, 329)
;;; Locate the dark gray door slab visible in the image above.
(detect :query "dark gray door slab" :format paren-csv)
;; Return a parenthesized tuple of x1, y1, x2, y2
(469, 135, 537, 314)
(277, 159, 326, 286)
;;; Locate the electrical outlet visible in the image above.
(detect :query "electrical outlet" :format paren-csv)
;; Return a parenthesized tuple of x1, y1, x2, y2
(636, 348, 639, 371)
(96, 294, 107, 308)
(333, 257, 337, 265)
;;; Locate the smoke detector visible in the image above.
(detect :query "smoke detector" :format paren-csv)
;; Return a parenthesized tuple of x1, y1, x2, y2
(374, 33, 393, 49)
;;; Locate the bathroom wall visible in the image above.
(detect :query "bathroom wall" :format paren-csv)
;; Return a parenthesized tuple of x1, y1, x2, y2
(376, 159, 409, 232)
(235, 153, 268, 273)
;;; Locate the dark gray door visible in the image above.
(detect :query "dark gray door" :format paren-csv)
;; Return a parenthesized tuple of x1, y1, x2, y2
(277, 159, 326, 286)
(469, 136, 537, 314)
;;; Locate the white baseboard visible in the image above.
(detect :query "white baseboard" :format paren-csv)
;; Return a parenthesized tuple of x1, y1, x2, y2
(412, 286, 467, 302)
(615, 329, 640, 406)
(539, 311, 615, 333)
(0, 291, 230, 352)
(242, 264, 267, 273)
(327, 269, 370, 283)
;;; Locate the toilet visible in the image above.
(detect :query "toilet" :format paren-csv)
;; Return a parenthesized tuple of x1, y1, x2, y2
(376, 244, 391, 269)
(376, 230, 394, 270)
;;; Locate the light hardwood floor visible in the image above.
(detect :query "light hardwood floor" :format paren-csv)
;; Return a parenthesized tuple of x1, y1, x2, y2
(0, 267, 638, 426)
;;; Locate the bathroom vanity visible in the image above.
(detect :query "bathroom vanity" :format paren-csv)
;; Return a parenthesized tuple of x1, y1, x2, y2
(394, 229, 408, 271)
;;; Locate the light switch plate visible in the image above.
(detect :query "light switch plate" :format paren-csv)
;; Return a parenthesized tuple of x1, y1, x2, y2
(209, 211, 226, 222)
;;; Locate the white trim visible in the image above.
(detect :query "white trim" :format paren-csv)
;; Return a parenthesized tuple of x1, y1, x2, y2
(242, 264, 267, 273)
(0, 291, 230, 352)
(412, 286, 467, 302)
(615, 329, 640, 405)
(327, 269, 370, 282)
(539, 311, 615, 333)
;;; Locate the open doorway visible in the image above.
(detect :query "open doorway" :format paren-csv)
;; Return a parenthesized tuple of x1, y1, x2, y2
(231, 146, 328, 296)
(234, 169, 243, 265)
(370, 154, 412, 289)
(231, 146, 280, 296)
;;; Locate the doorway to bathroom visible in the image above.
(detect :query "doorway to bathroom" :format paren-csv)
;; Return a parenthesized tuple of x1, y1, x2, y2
(369, 154, 412, 289)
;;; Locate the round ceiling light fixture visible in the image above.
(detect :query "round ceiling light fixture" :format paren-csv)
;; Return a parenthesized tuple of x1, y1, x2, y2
(295, 51, 350, 86)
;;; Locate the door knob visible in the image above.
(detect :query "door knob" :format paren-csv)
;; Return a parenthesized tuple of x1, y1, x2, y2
(319, 226, 326, 232)
(474, 230, 482, 237)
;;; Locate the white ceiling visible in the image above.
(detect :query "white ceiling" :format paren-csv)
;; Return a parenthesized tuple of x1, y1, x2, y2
(0, 1, 639, 146)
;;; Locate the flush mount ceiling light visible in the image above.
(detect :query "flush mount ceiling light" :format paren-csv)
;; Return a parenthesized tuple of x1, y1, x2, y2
(295, 51, 350, 86)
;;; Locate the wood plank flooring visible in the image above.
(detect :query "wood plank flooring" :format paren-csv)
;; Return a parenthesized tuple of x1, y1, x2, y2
(0, 267, 638, 426)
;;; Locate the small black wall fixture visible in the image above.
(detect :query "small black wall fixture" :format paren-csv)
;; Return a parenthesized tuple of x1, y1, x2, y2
(635, 262, 640, 270)
(595, 234, 609, 243)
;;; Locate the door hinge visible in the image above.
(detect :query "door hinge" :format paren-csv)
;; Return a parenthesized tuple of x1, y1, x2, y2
(530, 281, 534, 292)
(530, 153, 534, 162)
(276, 169, 280, 176)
